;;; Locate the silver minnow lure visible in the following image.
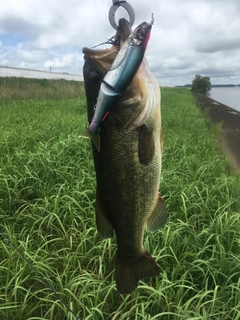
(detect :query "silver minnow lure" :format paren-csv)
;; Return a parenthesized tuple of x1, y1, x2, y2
(89, 21, 152, 134)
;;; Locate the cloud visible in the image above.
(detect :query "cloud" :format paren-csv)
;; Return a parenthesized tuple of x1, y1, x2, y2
(0, 0, 240, 85)
(194, 36, 240, 54)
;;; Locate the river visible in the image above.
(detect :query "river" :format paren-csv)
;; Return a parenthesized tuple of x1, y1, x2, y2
(209, 87, 240, 112)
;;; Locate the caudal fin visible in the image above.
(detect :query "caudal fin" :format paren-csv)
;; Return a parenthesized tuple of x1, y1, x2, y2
(115, 251, 159, 294)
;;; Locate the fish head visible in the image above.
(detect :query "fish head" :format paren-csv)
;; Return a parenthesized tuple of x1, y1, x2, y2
(83, 19, 158, 133)
(83, 18, 132, 74)
(83, 18, 132, 123)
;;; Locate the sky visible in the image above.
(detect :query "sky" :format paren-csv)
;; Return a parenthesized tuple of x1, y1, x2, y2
(0, 0, 240, 86)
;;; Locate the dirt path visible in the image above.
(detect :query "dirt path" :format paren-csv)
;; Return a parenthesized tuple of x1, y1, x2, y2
(194, 92, 240, 175)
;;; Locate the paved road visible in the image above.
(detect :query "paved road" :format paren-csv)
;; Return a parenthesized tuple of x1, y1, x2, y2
(0, 66, 83, 81)
(194, 92, 240, 174)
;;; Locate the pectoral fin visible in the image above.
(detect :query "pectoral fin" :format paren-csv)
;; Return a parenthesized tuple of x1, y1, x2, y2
(95, 190, 113, 238)
(138, 124, 155, 165)
(80, 128, 100, 151)
(146, 194, 168, 233)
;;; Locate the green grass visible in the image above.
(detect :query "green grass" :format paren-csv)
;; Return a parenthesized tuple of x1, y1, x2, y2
(0, 83, 240, 319)
(0, 77, 84, 105)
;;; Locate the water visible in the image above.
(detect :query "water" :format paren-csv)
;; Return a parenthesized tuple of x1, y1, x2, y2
(209, 87, 240, 112)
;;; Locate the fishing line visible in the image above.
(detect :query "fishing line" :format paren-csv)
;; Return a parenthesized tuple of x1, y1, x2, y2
(148, 0, 154, 21)
(0, 227, 80, 320)
(89, 0, 106, 46)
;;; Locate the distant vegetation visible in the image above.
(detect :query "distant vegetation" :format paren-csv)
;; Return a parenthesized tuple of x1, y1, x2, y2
(0, 82, 239, 319)
(181, 84, 239, 88)
(191, 74, 212, 95)
(0, 77, 84, 105)
(211, 84, 240, 87)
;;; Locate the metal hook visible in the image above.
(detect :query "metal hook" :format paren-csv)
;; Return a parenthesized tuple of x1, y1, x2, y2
(109, 1, 135, 30)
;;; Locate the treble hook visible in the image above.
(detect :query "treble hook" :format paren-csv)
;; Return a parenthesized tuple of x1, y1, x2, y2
(108, 0, 135, 30)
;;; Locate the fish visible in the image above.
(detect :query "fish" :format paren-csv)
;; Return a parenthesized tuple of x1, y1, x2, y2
(82, 18, 168, 294)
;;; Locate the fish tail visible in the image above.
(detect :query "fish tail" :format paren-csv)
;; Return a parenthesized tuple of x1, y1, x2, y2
(115, 251, 159, 294)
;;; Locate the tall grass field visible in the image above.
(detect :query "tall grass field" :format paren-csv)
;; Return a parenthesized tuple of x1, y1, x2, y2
(0, 78, 240, 319)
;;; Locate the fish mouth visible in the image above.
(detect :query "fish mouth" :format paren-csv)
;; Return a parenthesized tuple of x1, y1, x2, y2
(82, 18, 133, 66)
(82, 46, 117, 60)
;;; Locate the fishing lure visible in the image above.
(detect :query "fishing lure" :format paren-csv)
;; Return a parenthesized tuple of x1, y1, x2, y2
(89, 21, 152, 135)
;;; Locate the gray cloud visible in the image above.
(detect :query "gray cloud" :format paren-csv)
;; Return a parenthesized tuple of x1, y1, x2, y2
(194, 37, 240, 54)
(1, 0, 240, 85)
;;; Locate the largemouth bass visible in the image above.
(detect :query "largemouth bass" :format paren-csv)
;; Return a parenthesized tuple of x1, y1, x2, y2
(82, 19, 168, 294)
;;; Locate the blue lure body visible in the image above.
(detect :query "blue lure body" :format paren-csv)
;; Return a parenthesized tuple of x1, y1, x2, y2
(89, 22, 152, 134)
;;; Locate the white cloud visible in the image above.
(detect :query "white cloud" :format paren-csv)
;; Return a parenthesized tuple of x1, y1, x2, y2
(0, 0, 240, 85)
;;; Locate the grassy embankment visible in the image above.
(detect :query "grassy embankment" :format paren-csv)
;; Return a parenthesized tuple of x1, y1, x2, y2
(0, 78, 240, 319)
(0, 77, 84, 105)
